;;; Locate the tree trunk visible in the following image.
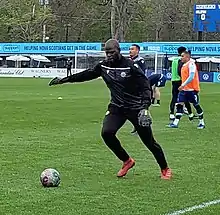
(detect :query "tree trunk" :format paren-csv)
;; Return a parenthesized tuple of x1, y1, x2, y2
(111, 0, 116, 38)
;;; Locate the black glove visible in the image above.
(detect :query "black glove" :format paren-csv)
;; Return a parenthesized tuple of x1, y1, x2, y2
(138, 109, 152, 127)
(49, 77, 62, 86)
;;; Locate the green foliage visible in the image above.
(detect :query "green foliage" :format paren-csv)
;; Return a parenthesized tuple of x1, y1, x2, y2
(0, 0, 54, 42)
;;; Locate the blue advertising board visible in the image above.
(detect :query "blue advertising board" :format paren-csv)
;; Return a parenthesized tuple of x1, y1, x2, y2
(193, 4, 220, 32)
(141, 42, 220, 56)
(213, 72, 220, 83)
(119, 42, 220, 56)
(1, 42, 220, 56)
(0, 43, 101, 54)
(198, 71, 214, 82)
(119, 42, 142, 51)
(162, 70, 216, 83)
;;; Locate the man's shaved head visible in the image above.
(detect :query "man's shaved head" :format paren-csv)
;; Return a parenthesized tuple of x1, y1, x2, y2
(104, 38, 121, 63)
(104, 39, 120, 51)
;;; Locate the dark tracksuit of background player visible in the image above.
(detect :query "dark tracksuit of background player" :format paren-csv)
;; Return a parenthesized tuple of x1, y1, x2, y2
(130, 55, 147, 74)
(58, 55, 169, 171)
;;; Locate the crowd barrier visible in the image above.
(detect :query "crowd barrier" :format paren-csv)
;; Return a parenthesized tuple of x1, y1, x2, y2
(0, 68, 220, 83)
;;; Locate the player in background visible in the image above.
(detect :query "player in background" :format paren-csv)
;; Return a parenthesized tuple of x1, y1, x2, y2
(49, 39, 172, 180)
(168, 51, 205, 129)
(148, 73, 167, 107)
(66, 58, 72, 76)
(129, 44, 165, 107)
(169, 47, 194, 121)
(129, 44, 147, 74)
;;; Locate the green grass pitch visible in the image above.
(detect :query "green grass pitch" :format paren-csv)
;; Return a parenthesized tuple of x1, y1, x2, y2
(0, 78, 220, 215)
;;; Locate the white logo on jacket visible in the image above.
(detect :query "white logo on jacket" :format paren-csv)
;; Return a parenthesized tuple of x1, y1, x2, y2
(120, 72, 126, 77)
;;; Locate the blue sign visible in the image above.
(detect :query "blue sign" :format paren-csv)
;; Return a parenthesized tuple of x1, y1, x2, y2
(198, 71, 214, 82)
(1, 42, 220, 56)
(0, 43, 101, 54)
(119, 43, 143, 51)
(193, 4, 220, 32)
(160, 70, 216, 83)
(213, 72, 220, 83)
(141, 42, 220, 55)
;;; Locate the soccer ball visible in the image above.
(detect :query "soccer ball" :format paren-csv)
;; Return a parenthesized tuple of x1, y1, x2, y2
(40, 168, 60, 187)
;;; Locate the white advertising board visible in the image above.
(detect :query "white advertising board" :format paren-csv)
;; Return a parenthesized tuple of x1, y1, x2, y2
(0, 68, 84, 78)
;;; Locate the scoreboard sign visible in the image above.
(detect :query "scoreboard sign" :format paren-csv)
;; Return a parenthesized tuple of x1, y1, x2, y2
(193, 4, 220, 32)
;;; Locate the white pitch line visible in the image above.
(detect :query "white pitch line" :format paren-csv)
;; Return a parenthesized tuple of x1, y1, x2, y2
(164, 199, 220, 215)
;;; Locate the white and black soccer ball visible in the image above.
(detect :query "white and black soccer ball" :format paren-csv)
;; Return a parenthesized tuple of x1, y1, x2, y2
(40, 168, 60, 187)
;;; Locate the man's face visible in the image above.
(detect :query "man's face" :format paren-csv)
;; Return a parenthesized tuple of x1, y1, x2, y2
(129, 46, 139, 58)
(181, 53, 189, 63)
(105, 47, 120, 62)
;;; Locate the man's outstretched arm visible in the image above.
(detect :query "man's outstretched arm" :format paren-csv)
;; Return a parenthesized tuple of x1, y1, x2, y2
(49, 64, 102, 86)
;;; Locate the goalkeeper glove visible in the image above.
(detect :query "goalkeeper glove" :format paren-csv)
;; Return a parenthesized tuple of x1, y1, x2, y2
(49, 77, 62, 86)
(138, 109, 152, 127)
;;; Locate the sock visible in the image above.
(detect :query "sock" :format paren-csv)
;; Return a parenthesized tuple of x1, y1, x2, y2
(152, 98, 155, 104)
(170, 114, 175, 120)
(173, 104, 183, 125)
(173, 118, 179, 126)
(157, 100, 160, 105)
(189, 113, 194, 118)
(193, 104, 205, 125)
(188, 113, 194, 121)
(193, 104, 203, 116)
(199, 119, 205, 125)
(185, 102, 192, 115)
